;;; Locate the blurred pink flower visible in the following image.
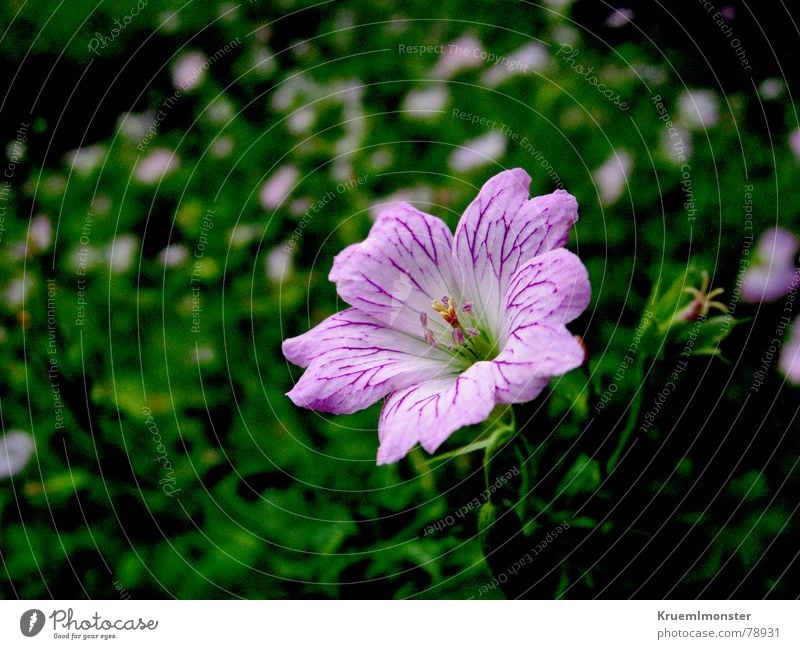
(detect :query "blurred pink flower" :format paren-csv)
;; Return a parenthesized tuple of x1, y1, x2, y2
(136, 148, 179, 184)
(594, 150, 632, 205)
(742, 227, 799, 303)
(172, 51, 207, 91)
(790, 128, 800, 161)
(260, 165, 299, 210)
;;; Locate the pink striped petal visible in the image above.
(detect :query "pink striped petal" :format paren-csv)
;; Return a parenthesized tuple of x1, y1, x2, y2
(492, 324, 585, 403)
(503, 248, 591, 337)
(329, 242, 361, 284)
(376, 361, 497, 464)
(334, 204, 460, 336)
(492, 248, 590, 403)
(453, 169, 579, 337)
(283, 308, 452, 414)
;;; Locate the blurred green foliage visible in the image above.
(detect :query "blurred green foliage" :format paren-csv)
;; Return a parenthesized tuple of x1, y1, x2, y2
(0, 0, 798, 598)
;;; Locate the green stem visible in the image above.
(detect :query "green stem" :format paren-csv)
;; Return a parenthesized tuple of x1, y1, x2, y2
(483, 406, 516, 493)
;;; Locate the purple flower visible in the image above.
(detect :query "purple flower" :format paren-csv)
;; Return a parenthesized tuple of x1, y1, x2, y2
(283, 169, 591, 464)
(742, 227, 799, 303)
(780, 318, 800, 385)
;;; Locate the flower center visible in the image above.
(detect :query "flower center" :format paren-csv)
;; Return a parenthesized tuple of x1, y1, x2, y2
(420, 295, 498, 366)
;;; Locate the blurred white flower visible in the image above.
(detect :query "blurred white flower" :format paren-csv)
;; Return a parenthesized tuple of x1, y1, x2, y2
(790, 128, 800, 162)
(206, 98, 235, 125)
(552, 25, 579, 46)
(432, 35, 484, 78)
(117, 112, 153, 141)
(192, 345, 217, 366)
(92, 194, 112, 216)
(289, 197, 312, 217)
(172, 51, 207, 91)
(271, 74, 315, 112)
(606, 8, 633, 27)
(448, 132, 507, 172)
(135, 148, 179, 185)
(106, 234, 138, 274)
(252, 46, 277, 78)
(159, 244, 189, 268)
(266, 244, 293, 283)
(6, 139, 26, 163)
(481, 42, 550, 87)
(368, 148, 393, 172)
(594, 150, 632, 206)
(211, 136, 234, 158)
(759, 78, 783, 100)
(260, 165, 299, 210)
(28, 215, 53, 253)
(229, 224, 260, 249)
(287, 107, 316, 134)
(402, 85, 449, 119)
(157, 11, 181, 34)
(678, 90, 720, 129)
(660, 123, 692, 165)
(65, 144, 106, 176)
(3, 276, 32, 309)
(218, 2, 239, 22)
(0, 430, 34, 479)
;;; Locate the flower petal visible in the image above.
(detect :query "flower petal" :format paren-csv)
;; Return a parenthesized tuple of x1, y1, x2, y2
(756, 227, 799, 267)
(334, 204, 459, 336)
(779, 335, 800, 384)
(742, 266, 799, 303)
(329, 242, 360, 284)
(503, 248, 591, 337)
(492, 324, 586, 403)
(492, 248, 590, 403)
(376, 361, 496, 464)
(283, 308, 452, 414)
(453, 168, 579, 337)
